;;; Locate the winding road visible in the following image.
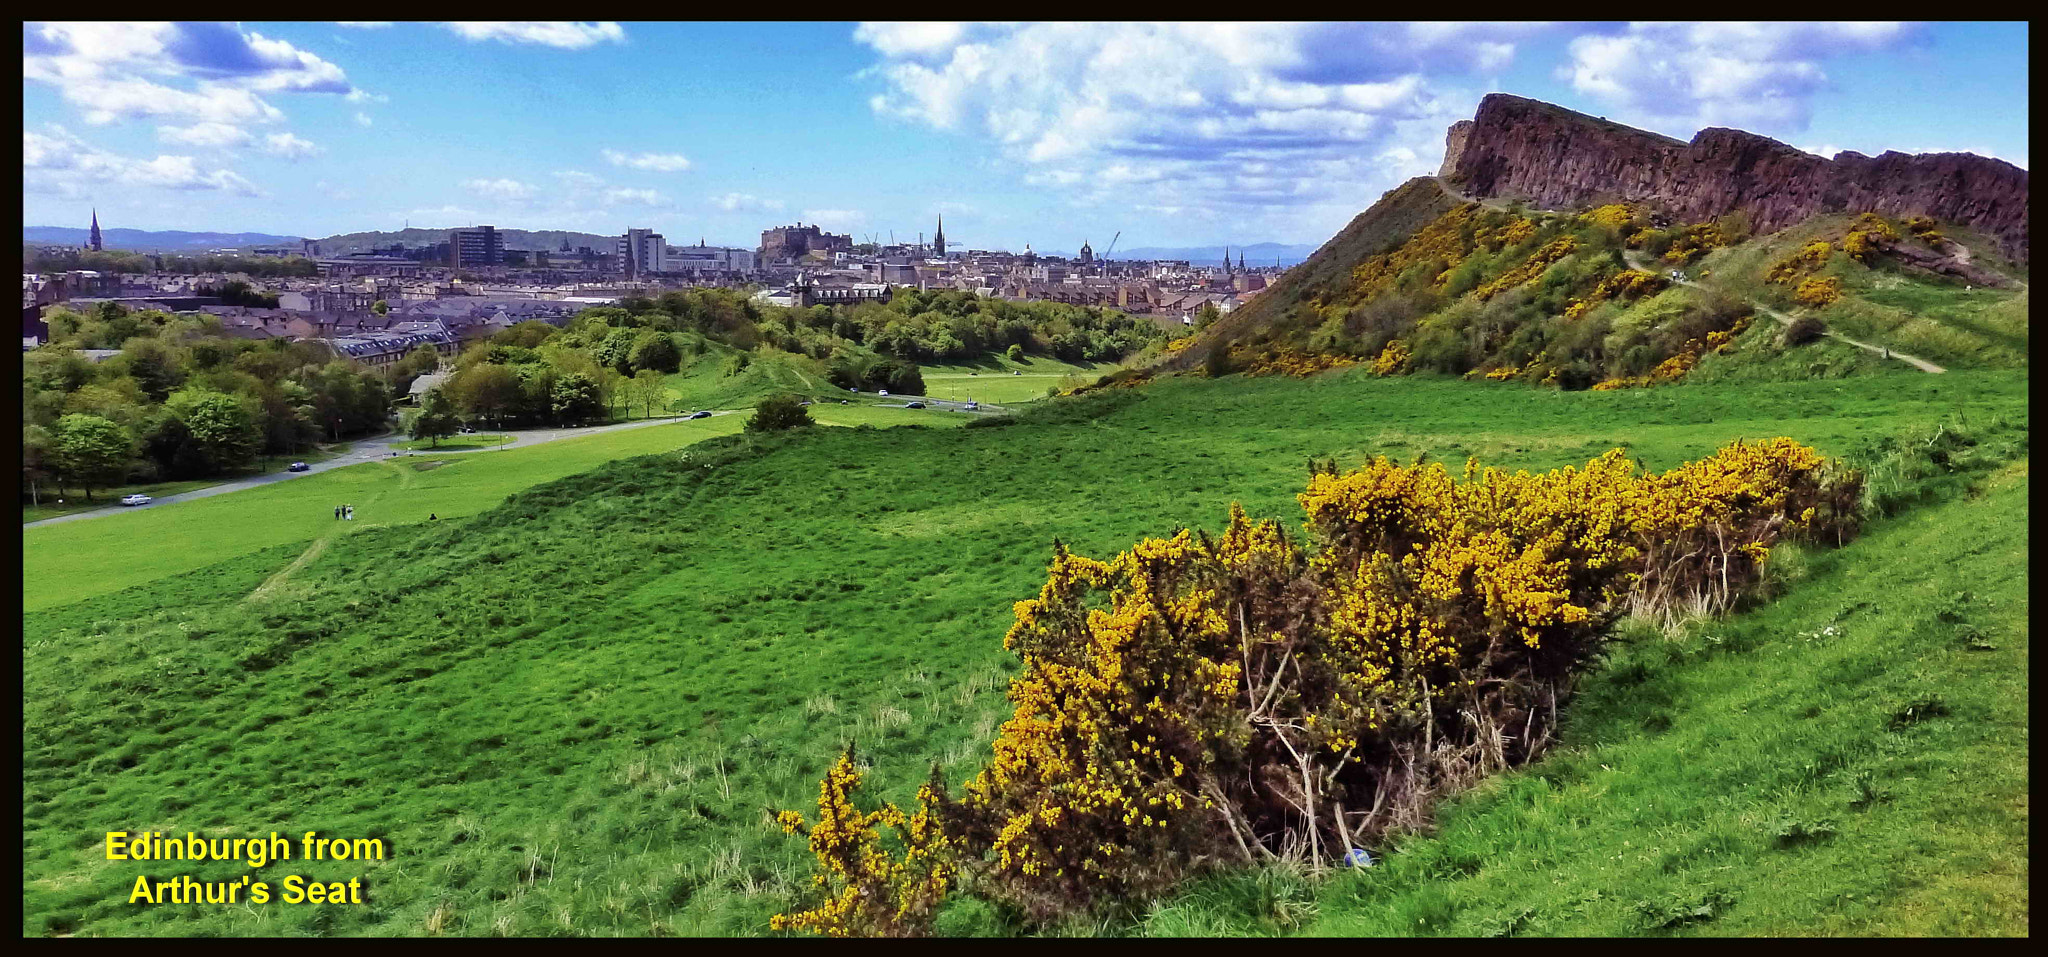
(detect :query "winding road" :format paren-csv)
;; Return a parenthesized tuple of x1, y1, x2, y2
(23, 413, 736, 530)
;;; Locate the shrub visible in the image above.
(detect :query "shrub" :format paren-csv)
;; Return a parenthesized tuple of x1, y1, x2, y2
(771, 752, 956, 937)
(1793, 277, 1844, 308)
(776, 439, 1863, 928)
(1782, 316, 1828, 346)
(745, 394, 813, 433)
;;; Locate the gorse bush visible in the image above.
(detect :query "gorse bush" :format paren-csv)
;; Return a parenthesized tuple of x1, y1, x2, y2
(776, 438, 1863, 932)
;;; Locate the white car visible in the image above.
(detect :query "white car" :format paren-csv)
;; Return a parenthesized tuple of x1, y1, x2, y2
(120, 494, 152, 506)
(877, 389, 890, 396)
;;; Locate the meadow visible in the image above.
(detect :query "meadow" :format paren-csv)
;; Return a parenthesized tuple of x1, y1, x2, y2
(21, 366, 2029, 936)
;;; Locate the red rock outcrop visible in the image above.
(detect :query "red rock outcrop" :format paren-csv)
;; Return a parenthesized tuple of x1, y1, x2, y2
(1442, 94, 2029, 265)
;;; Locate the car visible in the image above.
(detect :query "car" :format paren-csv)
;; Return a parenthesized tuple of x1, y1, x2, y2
(877, 389, 890, 396)
(460, 426, 477, 434)
(965, 402, 979, 410)
(906, 401, 926, 409)
(120, 494, 152, 506)
(1012, 371, 1021, 375)
(287, 461, 310, 472)
(688, 410, 713, 420)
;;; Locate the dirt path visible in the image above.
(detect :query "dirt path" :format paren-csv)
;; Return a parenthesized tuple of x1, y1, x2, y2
(1622, 251, 1946, 374)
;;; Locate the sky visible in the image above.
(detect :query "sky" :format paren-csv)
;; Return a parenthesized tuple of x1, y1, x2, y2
(21, 21, 2031, 252)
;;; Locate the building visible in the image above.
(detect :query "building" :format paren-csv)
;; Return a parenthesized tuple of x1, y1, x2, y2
(663, 242, 756, 278)
(618, 228, 666, 278)
(89, 209, 102, 252)
(759, 223, 852, 262)
(448, 226, 504, 267)
(932, 215, 946, 258)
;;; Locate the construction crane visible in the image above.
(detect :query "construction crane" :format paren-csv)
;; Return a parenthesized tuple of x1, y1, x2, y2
(1101, 231, 1120, 275)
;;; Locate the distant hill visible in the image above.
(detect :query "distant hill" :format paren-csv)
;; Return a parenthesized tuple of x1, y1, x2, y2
(23, 227, 305, 251)
(1110, 242, 1318, 267)
(311, 228, 620, 255)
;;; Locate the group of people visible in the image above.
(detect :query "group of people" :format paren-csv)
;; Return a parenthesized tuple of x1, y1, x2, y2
(334, 504, 354, 521)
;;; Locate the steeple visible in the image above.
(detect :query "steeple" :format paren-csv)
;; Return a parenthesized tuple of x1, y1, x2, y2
(89, 208, 102, 252)
(933, 215, 946, 258)
(1238, 249, 1246, 273)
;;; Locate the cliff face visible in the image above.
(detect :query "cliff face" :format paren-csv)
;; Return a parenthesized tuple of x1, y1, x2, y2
(1443, 94, 2030, 265)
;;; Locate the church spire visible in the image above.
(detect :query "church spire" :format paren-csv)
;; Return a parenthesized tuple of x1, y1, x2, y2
(933, 214, 946, 258)
(89, 208, 103, 252)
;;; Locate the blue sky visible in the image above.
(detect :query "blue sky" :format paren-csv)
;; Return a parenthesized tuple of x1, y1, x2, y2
(22, 21, 2030, 251)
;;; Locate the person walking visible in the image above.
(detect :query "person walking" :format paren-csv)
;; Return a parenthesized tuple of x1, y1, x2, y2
(345, 505, 353, 521)
(334, 505, 341, 520)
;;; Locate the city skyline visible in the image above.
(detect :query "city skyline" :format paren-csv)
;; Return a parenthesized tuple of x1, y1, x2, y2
(23, 21, 2031, 251)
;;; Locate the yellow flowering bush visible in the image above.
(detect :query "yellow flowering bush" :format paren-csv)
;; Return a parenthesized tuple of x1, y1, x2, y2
(772, 751, 958, 937)
(1795, 277, 1845, 307)
(1842, 212, 1899, 264)
(1661, 222, 1727, 265)
(768, 439, 1858, 925)
(1565, 269, 1667, 319)
(1582, 203, 1641, 231)
(1767, 241, 1834, 284)
(1242, 352, 1357, 378)
(1474, 237, 1579, 300)
(1371, 339, 1411, 376)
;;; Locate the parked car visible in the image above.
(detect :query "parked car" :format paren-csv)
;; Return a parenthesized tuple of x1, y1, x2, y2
(1012, 371, 1022, 375)
(878, 389, 890, 396)
(965, 402, 979, 410)
(120, 494, 152, 506)
(287, 461, 310, 472)
(460, 426, 477, 434)
(906, 401, 926, 409)
(688, 410, 713, 420)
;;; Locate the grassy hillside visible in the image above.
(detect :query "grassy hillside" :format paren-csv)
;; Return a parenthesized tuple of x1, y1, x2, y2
(22, 367, 2026, 936)
(1159, 180, 2027, 390)
(1140, 457, 2028, 936)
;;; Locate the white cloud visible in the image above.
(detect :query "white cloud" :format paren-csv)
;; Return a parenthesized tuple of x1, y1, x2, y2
(262, 132, 322, 160)
(442, 22, 626, 49)
(555, 170, 604, 188)
(23, 22, 359, 126)
(354, 112, 374, 127)
(852, 22, 1542, 238)
(604, 188, 671, 206)
(710, 192, 784, 213)
(601, 149, 692, 172)
(1559, 22, 1921, 135)
(335, 22, 393, 29)
(156, 121, 253, 149)
(24, 126, 264, 196)
(345, 89, 389, 104)
(463, 177, 537, 201)
(800, 209, 868, 232)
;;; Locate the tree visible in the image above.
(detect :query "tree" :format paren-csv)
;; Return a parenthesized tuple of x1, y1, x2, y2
(629, 332, 681, 374)
(551, 373, 606, 426)
(53, 413, 132, 501)
(883, 361, 925, 397)
(162, 388, 262, 475)
(452, 363, 522, 425)
(371, 299, 390, 315)
(1005, 343, 1025, 362)
(746, 393, 813, 433)
(631, 369, 669, 419)
(23, 425, 58, 504)
(410, 388, 461, 448)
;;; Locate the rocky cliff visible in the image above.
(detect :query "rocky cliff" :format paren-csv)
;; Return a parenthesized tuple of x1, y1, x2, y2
(1441, 94, 2029, 265)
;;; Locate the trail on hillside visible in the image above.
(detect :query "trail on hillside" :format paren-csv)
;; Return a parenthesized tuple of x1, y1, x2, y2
(1622, 250, 1947, 374)
(244, 458, 414, 603)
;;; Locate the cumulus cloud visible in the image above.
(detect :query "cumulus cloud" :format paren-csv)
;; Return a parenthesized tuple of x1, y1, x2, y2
(24, 126, 264, 196)
(354, 111, 374, 127)
(554, 170, 604, 188)
(262, 132, 322, 160)
(710, 192, 784, 213)
(604, 187, 671, 206)
(852, 22, 1541, 237)
(345, 89, 389, 104)
(601, 149, 692, 172)
(335, 22, 393, 29)
(1559, 22, 1922, 134)
(800, 208, 868, 231)
(463, 177, 537, 201)
(443, 22, 626, 49)
(23, 22, 358, 126)
(156, 121, 253, 149)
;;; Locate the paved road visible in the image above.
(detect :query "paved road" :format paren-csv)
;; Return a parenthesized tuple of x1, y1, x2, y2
(835, 390, 1012, 415)
(1621, 251, 1946, 374)
(23, 413, 736, 530)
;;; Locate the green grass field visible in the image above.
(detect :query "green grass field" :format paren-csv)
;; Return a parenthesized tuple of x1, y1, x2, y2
(394, 434, 514, 451)
(21, 366, 2027, 936)
(919, 357, 1121, 404)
